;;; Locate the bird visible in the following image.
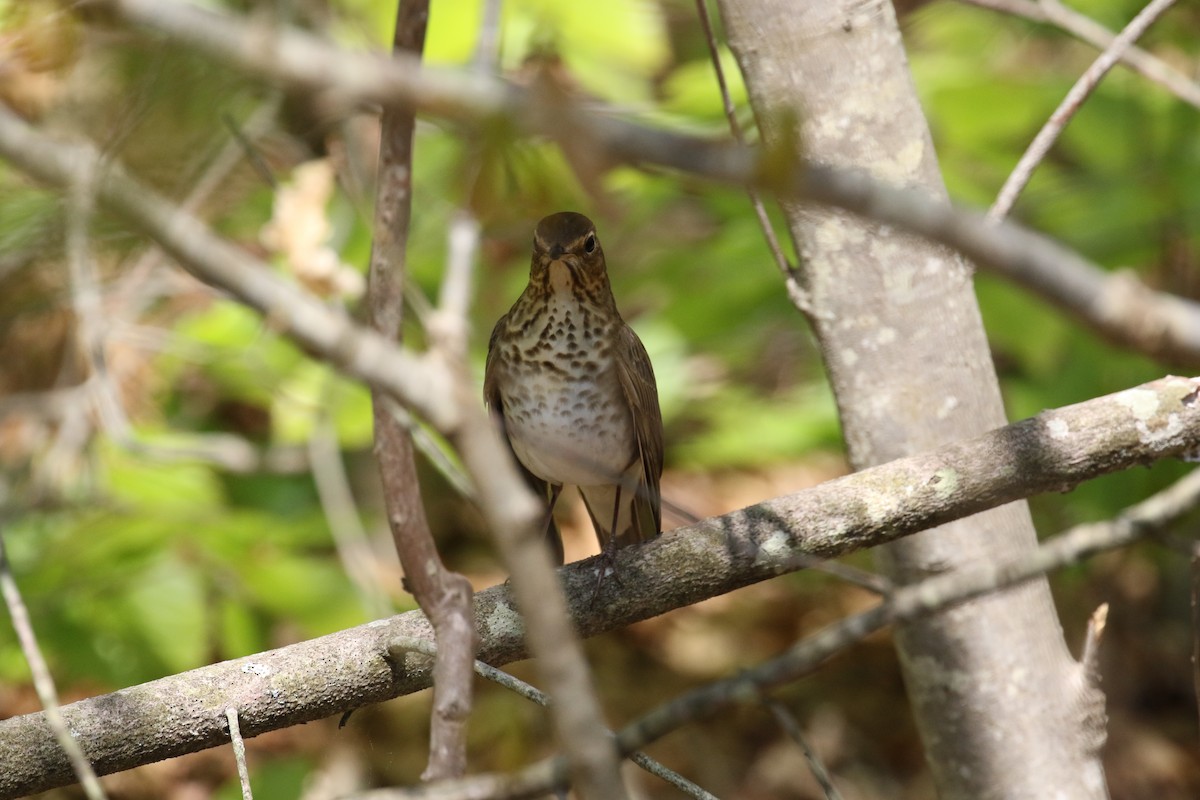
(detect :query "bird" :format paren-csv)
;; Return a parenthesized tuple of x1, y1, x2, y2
(484, 211, 663, 566)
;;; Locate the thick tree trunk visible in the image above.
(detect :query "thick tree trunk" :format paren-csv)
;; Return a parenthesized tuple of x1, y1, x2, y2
(715, 1, 1108, 797)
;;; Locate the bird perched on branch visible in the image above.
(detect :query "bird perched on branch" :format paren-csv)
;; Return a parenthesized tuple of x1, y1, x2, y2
(484, 211, 663, 565)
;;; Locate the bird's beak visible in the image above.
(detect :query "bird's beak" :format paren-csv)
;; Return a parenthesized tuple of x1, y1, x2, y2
(548, 243, 565, 260)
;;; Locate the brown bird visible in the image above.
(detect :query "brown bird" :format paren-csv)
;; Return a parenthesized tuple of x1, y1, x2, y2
(484, 212, 663, 565)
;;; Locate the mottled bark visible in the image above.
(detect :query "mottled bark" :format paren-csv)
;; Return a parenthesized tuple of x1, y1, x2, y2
(5, 374, 1193, 799)
(715, 1, 1108, 796)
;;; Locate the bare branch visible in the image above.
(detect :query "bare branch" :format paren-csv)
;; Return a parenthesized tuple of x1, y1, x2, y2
(308, 410, 394, 619)
(0, 525, 107, 800)
(225, 707, 254, 800)
(796, 166, 1200, 366)
(1191, 543, 1200, 736)
(366, 0, 476, 783)
(2, 374, 1199, 798)
(958, 0, 1200, 110)
(608, 460, 1200, 763)
(60, 0, 1200, 370)
(693, 0, 809, 315)
(46, 1, 1200, 368)
(0, 103, 458, 428)
(336, 450, 1200, 800)
(989, 0, 1178, 221)
(427, 211, 480, 358)
(766, 702, 843, 800)
(385, 637, 719, 800)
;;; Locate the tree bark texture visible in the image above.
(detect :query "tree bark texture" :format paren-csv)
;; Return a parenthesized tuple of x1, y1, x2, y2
(715, 1, 1108, 797)
(2, 372, 1194, 797)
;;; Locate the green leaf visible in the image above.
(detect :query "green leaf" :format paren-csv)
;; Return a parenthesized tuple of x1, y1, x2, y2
(661, 50, 747, 119)
(677, 383, 841, 468)
(102, 445, 224, 512)
(123, 554, 208, 673)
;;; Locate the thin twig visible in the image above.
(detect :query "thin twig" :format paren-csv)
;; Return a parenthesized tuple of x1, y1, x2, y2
(308, 406, 394, 619)
(366, 0, 477, 782)
(1079, 602, 1108, 682)
(472, 0, 503, 72)
(693, 0, 810, 315)
(385, 637, 719, 800)
(988, 0, 1178, 221)
(20, 7, 1200, 365)
(429, 211, 480, 359)
(766, 701, 843, 800)
(958, 0, 1200, 109)
(3, 376, 1200, 797)
(0, 526, 107, 800)
(225, 707, 254, 800)
(1191, 543, 1200, 736)
(384, 465, 1200, 800)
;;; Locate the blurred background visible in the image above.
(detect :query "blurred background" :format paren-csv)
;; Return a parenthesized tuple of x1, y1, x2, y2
(1, 0, 1199, 797)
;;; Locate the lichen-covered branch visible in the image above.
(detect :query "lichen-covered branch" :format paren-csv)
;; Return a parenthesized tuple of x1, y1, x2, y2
(1, 375, 1197, 798)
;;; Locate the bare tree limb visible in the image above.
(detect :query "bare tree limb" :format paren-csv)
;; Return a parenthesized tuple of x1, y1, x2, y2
(63, 0, 1200, 371)
(387, 637, 719, 800)
(338, 443, 1200, 800)
(0, 104, 459, 430)
(766, 702, 843, 800)
(692, 0, 808, 315)
(1191, 543, 1200, 736)
(225, 707, 254, 800)
(0, 524, 107, 800)
(988, 0, 1178, 221)
(958, 0, 1200, 110)
(49, 1, 1200, 368)
(1, 374, 1198, 798)
(365, 0, 477, 782)
(309, 408, 394, 619)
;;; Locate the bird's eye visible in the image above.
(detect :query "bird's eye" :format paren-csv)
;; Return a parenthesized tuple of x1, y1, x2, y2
(584, 234, 597, 254)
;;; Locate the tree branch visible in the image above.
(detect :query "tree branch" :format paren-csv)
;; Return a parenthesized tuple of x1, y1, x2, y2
(66, 0, 1200, 368)
(988, 0, 1177, 221)
(366, 0, 477, 782)
(0, 524, 107, 800)
(1, 374, 1198, 798)
(387, 637, 719, 800)
(958, 0, 1200, 110)
(0, 104, 459, 431)
(360, 457, 1200, 800)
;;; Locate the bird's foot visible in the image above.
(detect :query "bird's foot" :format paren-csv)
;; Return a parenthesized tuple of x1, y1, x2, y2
(588, 537, 626, 607)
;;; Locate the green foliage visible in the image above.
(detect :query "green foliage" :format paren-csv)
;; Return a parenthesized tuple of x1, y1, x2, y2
(2, 5, 1200, 792)
(215, 756, 311, 800)
(1, 445, 367, 686)
(908, 0, 1200, 538)
(675, 384, 842, 469)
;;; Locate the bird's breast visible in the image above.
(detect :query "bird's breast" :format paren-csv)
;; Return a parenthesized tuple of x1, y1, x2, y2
(497, 300, 635, 487)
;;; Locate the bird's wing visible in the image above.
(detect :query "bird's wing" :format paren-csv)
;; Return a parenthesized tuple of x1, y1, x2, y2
(613, 323, 664, 541)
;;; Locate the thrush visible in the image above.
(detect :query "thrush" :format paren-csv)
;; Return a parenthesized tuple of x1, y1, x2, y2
(484, 212, 663, 565)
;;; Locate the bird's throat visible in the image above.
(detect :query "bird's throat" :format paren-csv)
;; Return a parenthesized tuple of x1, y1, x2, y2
(548, 260, 574, 294)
